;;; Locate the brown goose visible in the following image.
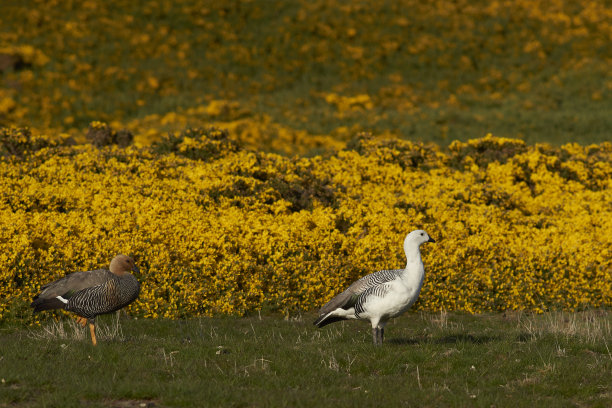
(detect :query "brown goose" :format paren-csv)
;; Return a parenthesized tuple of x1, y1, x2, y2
(31, 254, 140, 346)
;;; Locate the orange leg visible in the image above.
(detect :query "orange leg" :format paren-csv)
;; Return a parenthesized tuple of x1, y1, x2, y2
(89, 322, 97, 346)
(75, 316, 87, 327)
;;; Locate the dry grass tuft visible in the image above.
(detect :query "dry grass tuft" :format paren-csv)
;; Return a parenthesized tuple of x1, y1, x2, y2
(424, 310, 464, 331)
(518, 310, 611, 345)
(28, 312, 125, 343)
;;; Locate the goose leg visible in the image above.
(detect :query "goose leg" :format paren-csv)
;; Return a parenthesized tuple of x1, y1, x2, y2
(88, 320, 97, 346)
(380, 327, 385, 344)
(372, 327, 384, 346)
(75, 316, 87, 327)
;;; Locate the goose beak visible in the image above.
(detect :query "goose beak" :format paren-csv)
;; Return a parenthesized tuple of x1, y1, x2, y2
(428, 237, 436, 243)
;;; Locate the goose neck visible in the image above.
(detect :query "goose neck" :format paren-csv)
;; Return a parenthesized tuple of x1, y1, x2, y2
(403, 245, 422, 265)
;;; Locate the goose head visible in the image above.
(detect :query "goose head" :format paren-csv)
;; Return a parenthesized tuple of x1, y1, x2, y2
(109, 254, 139, 276)
(403, 229, 435, 253)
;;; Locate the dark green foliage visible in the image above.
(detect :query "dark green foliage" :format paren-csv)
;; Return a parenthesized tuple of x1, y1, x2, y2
(86, 123, 134, 148)
(152, 127, 240, 161)
(0, 127, 73, 157)
(208, 152, 337, 212)
(346, 132, 440, 170)
(449, 137, 528, 167)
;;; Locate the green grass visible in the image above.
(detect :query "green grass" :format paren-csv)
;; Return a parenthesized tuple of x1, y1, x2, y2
(1, 311, 610, 407)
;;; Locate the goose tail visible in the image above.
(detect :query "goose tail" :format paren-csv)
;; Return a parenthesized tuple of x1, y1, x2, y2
(314, 312, 348, 328)
(30, 296, 68, 313)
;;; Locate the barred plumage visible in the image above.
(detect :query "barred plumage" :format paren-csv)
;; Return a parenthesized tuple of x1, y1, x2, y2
(314, 230, 436, 345)
(354, 284, 392, 318)
(349, 269, 402, 294)
(65, 274, 140, 319)
(31, 254, 140, 346)
(316, 269, 402, 317)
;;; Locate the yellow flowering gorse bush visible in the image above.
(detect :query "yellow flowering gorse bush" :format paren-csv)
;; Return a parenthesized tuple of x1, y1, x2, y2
(1, 127, 610, 321)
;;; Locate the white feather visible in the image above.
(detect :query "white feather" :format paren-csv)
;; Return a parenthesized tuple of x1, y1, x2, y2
(56, 295, 69, 304)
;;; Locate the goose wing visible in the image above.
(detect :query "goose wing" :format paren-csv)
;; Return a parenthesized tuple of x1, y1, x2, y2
(353, 283, 393, 317)
(35, 269, 114, 300)
(318, 269, 401, 315)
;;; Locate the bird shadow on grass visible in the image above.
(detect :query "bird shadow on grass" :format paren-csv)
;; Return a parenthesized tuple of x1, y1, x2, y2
(386, 333, 501, 345)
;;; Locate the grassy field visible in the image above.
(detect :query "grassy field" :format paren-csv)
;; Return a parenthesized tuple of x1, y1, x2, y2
(1, 311, 610, 407)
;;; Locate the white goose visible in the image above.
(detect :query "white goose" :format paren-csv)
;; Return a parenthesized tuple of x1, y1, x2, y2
(314, 230, 435, 345)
